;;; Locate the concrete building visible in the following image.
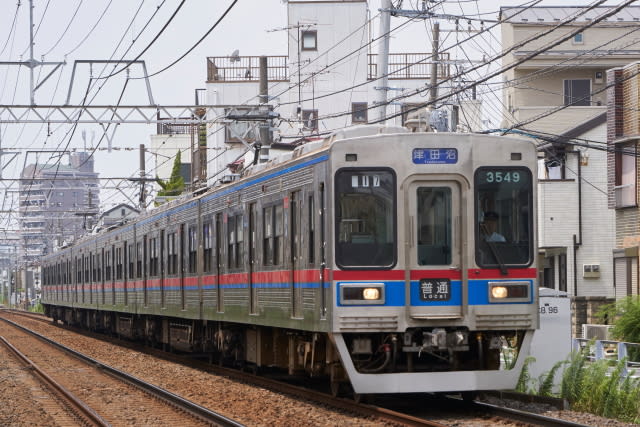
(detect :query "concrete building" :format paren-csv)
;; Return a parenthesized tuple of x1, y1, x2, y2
(204, 0, 476, 184)
(149, 118, 194, 193)
(607, 62, 640, 300)
(19, 152, 100, 262)
(500, 6, 640, 334)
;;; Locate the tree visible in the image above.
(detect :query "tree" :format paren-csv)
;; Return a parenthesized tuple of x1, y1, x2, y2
(156, 151, 185, 198)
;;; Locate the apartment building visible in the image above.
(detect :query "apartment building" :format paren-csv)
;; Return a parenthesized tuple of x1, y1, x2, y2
(500, 5, 640, 333)
(204, 0, 473, 183)
(607, 62, 640, 300)
(19, 152, 99, 262)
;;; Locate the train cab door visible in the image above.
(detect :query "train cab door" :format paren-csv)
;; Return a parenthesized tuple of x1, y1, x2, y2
(406, 180, 464, 319)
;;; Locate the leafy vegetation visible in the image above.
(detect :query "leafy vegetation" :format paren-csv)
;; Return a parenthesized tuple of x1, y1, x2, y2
(598, 296, 640, 361)
(516, 346, 640, 423)
(156, 151, 185, 199)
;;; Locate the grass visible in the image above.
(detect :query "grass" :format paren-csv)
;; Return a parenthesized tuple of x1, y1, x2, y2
(519, 348, 640, 423)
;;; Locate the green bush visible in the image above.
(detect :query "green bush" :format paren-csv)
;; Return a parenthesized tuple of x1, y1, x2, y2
(598, 296, 640, 361)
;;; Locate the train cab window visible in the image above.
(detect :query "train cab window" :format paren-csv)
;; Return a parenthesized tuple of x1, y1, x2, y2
(335, 169, 396, 268)
(203, 222, 212, 273)
(188, 226, 197, 274)
(475, 167, 533, 268)
(416, 187, 452, 265)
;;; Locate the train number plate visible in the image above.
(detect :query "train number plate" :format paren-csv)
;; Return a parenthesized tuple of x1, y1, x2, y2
(419, 279, 451, 301)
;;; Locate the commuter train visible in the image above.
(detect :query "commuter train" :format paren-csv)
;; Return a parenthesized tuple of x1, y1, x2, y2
(41, 125, 538, 395)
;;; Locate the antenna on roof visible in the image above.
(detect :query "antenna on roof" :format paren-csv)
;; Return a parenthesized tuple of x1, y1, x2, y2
(230, 49, 240, 62)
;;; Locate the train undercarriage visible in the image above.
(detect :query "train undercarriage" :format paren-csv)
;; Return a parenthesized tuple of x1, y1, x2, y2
(45, 305, 527, 394)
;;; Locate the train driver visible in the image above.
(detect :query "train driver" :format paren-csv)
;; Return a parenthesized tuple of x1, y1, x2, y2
(481, 211, 506, 242)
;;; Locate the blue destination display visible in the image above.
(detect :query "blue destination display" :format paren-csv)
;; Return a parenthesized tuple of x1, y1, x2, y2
(412, 148, 458, 164)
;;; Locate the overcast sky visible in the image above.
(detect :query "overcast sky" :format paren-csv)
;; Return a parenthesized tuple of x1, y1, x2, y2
(0, 0, 623, 226)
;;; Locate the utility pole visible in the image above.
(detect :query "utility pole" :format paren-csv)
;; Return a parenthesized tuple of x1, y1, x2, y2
(139, 144, 146, 209)
(374, 0, 392, 123)
(429, 22, 440, 105)
(259, 56, 272, 163)
(128, 144, 156, 210)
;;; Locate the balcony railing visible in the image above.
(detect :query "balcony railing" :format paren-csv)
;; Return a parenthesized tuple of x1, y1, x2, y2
(368, 52, 450, 80)
(207, 56, 288, 82)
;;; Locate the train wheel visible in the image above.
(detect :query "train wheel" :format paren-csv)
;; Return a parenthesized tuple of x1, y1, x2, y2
(330, 381, 342, 397)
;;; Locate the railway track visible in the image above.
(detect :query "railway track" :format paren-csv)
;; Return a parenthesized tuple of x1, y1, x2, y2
(2, 310, 595, 427)
(0, 313, 242, 427)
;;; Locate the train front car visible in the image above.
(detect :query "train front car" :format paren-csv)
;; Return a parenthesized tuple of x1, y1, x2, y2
(329, 128, 538, 394)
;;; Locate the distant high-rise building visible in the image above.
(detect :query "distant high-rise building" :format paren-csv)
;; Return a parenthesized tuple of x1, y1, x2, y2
(19, 152, 99, 262)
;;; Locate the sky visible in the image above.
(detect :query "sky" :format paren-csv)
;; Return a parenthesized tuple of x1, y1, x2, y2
(0, 0, 624, 229)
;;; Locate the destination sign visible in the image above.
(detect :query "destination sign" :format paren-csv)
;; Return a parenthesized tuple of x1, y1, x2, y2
(412, 148, 458, 164)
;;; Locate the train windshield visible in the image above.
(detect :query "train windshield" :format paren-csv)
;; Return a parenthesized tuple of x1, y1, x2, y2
(475, 167, 533, 268)
(335, 168, 396, 268)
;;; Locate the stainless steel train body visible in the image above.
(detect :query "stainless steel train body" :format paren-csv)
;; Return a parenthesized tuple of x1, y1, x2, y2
(41, 126, 538, 394)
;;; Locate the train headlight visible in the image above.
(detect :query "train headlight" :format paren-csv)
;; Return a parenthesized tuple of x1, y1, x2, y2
(491, 286, 508, 299)
(339, 283, 385, 305)
(362, 287, 380, 300)
(488, 282, 531, 303)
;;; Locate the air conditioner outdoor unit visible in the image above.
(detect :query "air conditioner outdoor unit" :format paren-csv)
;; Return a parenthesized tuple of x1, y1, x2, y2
(582, 324, 613, 340)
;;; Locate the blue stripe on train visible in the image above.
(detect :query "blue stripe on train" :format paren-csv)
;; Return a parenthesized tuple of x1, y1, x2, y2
(336, 279, 534, 307)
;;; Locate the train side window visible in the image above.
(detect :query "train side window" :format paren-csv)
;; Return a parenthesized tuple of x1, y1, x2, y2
(263, 207, 274, 265)
(236, 214, 244, 269)
(85, 255, 90, 283)
(168, 232, 177, 275)
(188, 226, 197, 274)
(105, 249, 112, 281)
(335, 168, 397, 268)
(127, 244, 134, 280)
(116, 247, 123, 280)
(136, 242, 143, 279)
(149, 237, 158, 277)
(203, 222, 212, 273)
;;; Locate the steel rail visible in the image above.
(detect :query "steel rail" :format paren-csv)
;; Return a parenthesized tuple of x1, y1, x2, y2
(0, 316, 244, 427)
(0, 335, 109, 427)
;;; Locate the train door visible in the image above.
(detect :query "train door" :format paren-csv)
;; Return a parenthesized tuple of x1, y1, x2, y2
(406, 181, 464, 319)
(160, 230, 165, 308)
(143, 234, 148, 306)
(179, 223, 186, 310)
(214, 214, 223, 312)
(249, 203, 258, 314)
(290, 191, 303, 318)
(124, 243, 129, 306)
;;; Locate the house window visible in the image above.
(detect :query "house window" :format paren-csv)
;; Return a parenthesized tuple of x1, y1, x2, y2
(302, 109, 318, 131)
(615, 142, 637, 208)
(301, 30, 317, 51)
(351, 102, 368, 124)
(573, 33, 584, 44)
(563, 79, 591, 106)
